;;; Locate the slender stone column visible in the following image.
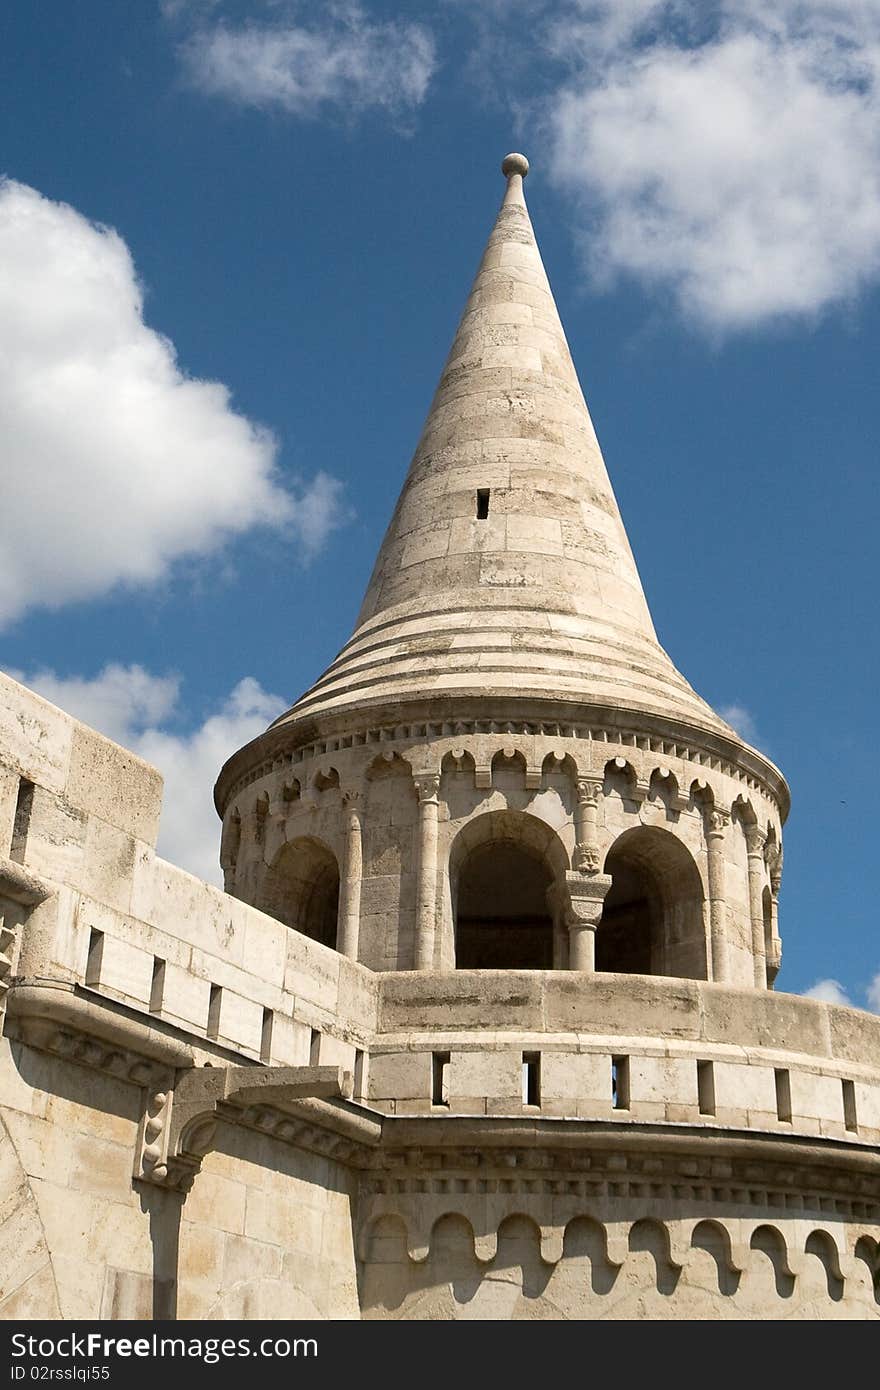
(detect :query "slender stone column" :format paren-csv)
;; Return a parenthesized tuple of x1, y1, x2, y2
(564, 871, 613, 971)
(745, 825, 768, 989)
(704, 808, 730, 984)
(766, 843, 784, 987)
(414, 773, 441, 971)
(572, 777, 603, 873)
(337, 790, 363, 961)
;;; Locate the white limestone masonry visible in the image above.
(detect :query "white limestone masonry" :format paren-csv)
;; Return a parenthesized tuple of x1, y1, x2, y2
(0, 156, 876, 1320)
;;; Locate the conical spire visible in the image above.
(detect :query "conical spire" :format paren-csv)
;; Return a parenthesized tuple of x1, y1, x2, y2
(275, 154, 734, 740)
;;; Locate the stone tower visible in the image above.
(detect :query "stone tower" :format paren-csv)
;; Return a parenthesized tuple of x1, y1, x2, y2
(207, 156, 878, 1317)
(0, 156, 877, 1322)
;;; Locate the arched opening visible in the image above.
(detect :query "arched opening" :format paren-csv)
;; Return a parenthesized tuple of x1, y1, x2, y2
(449, 812, 567, 970)
(597, 827, 706, 979)
(256, 836, 340, 949)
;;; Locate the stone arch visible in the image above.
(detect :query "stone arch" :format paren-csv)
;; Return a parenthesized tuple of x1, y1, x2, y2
(494, 1214, 552, 1301)
(366, 751, 412, 781)
(690, 1220, 740, 1296)
(804, 1230, 844, 1301)
(255, 835, 340, 947)
(648, 767, 680, 818)
(541, 750, 577, 782)
(749, 1225, 795, 1299)
(628, 1218, 680, 1295)
(603, 757, 639, 809)
(357, 1214, 411, 1315)
(490, 747, 527, 788)
(854, 1235, 880, 1304)
(597, 826, 707, 979)
(561, 1217, 619, 1295)
(448, 811, 569, 969)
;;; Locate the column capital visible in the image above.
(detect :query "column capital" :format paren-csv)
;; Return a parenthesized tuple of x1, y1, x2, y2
(744, 825, 767, 857)
(564, 870, 613, 927)
(705, 807, 730, 837)
(765, 841, 783, 892)
(413, 772, 441, 804)
(341, 787, 363, 811)
(575, 776, 603, 806)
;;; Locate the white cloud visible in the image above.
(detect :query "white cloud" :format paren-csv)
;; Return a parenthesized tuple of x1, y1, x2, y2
(803, 978, 851, 1005)
(545, 1, 880, 329)
(16, 663, 285, 886)
(718, 702, 763, 749)
(0, 178, 345, 627)
(10, 664, 179, 746)
(867, 972, 880, 1012)
(180, 5, 436, 119)
(135, 676, 286, 885)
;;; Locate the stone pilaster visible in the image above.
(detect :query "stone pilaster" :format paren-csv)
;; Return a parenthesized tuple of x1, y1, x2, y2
(705, 808, 730, 984)
(766, 842, 784, 987)
(337, 790, 364, 962)
(745, 825, 768, 989)
(414, 773, 441, 971)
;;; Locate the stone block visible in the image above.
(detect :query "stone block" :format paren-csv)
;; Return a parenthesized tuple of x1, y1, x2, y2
(242, 908, 287, 989)
(69, 1133, 134, 1202)
(66, 724, 162, 846)
(368, 1051, 432, 1102)
(0, 673, 72, 794)
(268, 1013, 311, 1066)
(85, 931, 154, 1007)
(187, 1170, 246, 1235)
(713, 1061, 776, 1113)
(216, 989, 264, 1055)
(21, 787, 86, 884)
(3, 1111, 73, 1185)
(130, 857, 248, 967)
(540, 1051, 608, 1105)
(545, 975, 701, 1039)
(629, 1055, 696, 1108)
(79, 818, 138, 914)
(790, 1069, 846, 1126)
(448, 1050, 521, 1104)
(161, 962, 211, 1031)
(100, 1268, 153, 1320)
(710, 989, 833, 1055)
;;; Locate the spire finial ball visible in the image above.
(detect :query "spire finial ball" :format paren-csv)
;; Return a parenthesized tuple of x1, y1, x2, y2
(501, 152, 529, 179)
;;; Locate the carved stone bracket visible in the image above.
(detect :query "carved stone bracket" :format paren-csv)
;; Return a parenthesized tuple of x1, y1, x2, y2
(135, 1064, 369, 1192)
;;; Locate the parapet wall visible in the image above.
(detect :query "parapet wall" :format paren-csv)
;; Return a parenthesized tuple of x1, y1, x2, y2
(0, 670, 878, 1321)
(1, 670, 878, 1147)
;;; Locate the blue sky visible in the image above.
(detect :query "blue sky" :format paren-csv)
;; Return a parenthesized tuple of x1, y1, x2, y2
(1, 1, 877, 1008)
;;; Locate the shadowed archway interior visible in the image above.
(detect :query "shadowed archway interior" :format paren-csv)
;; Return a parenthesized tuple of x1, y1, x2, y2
(454, 839, 554, 969)
(598, 826, 707, 979)
(256, 836, 340, 949)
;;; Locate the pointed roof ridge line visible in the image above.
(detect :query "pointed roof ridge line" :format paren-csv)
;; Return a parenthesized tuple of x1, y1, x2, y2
(264, 150, 745, 752)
